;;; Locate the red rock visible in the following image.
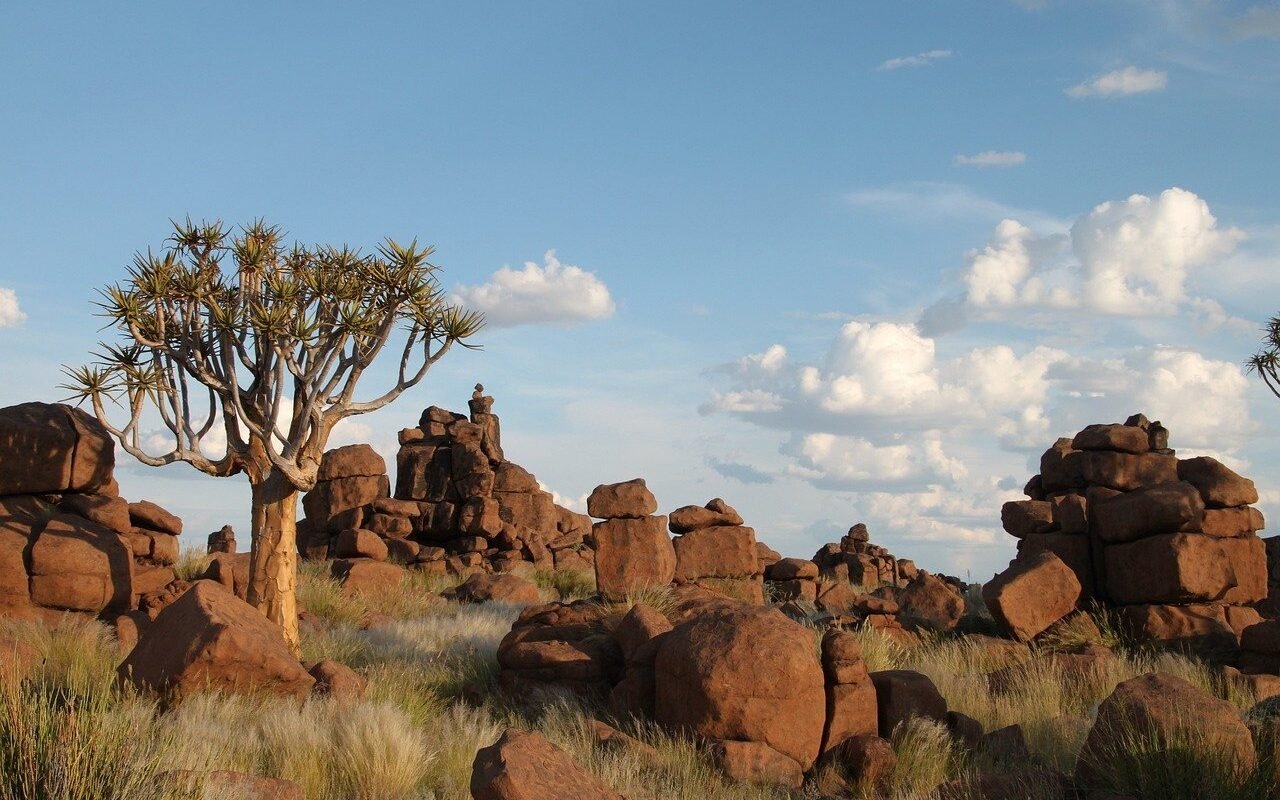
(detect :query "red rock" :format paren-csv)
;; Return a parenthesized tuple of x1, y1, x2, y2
(612, 603, 672, 664)
(983, 551, 1082, 642)
(201, 552, 250, 600)
(1241, 619, 1280, 653)
(1103, 533, 1235, 605)
(460, 497, 503, 536)
(1051, 493, 1088, 534)
(672, 525, 757, 580)
(119, 582, 314, 699)
(470, 728, 624, 800)
(668, 499, 744, 534)
(1178, 456, 1259, 508)
(832, 734, 896, 794)
(768, 557, 819, 581)
(1001, 500, 1055, 537)
(1089, 482, 1203, 544)
(586, 478, 657, 519)
(364, 513, 412, 538)
(162, 770, 303, 800)
(1201, 506, 1265, 537)
(308, 659, 366, 702)
(1073, 423, 1150, 454)
(821, 630, 878, 755)
(334, 528, 389, 561)
(444, 573, 542, 605)
(304, 475, 390, 531)
(331, 559, 407, 595)
(29, 513, 133, 612)
(589, 719, 659, 759)
(385, 538, 421, 564)
(206, 524, 236, 554)
(710, 739, 804, 789)
(493, 463, 539, 492)
(897, 573, 965, 632)
(1072, 450, 1178, 491)
(317, 443, 386, 481)
(592, 516, 675, 602)
(654, 604, 826, 769)
(60, 493, 131, 534)
(1218, 535, 1267, 604)
(1076, 673, 1255, 784)
(1116, 604, 1236, 650)
(868, 670, 947, 735)
(0, 497, 38, 614)
(0, 402, 114, 495)
(1016, 533, 1093, 601)
(128, 500, 183, 535)
(773, 578, 817, 603)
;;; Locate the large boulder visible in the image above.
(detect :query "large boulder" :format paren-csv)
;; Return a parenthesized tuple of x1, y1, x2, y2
(444, 573, 541, 606)
(0, 402, 114, 495)
(983, 551, 1081, 642)
(668, 499, 743, 534)
(821, 629, 878, 755)
(470, 728, 624, 800)
(317, 444, 387, 481)
(654, 604, 826, 769)
(586, 479, 657, 519)
(1089, 482, 1204, 544)
(28, 514, 133, 612)
(1178, 456, 1259, 508)
(897, 573, 964, 632)
(1103, 533, 1236, 604)
(671, 526, 757, 581)
(119, 582, 314, 699)
(868, 670, 947, 735)
(592, 516, 675, 602)
(1073, 423, 1150, 454)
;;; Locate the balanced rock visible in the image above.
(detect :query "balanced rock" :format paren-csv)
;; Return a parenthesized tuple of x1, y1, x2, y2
(982, 551, 1081, 642)
(587, 478, 657, 519)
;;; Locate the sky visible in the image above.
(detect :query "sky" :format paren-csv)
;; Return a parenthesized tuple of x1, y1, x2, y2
(2, 1, 1279, 581)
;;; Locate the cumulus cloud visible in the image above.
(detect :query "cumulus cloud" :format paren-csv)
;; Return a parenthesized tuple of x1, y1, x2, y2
(453, 250, 615, 327)
(955, 151, 1027, 167)
(876, 49, 952, 71)
(0, 288, 26, 327)
(1067, 67, 1168, 98)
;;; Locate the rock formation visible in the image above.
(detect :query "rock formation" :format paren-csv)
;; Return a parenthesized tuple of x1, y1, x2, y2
(986, 414, 1269, 650)
(297, 389, 597, 584)
(668, 498, 764, 604)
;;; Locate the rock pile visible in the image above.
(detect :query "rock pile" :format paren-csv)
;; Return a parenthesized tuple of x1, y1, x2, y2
(588, 479, 674, 602)
(810, 523, 916, 588)
(669, 498, 764, 604)
(297, 387, 597, 587)
(986, 414, 1269, 648)
(0, 402, 189, 628)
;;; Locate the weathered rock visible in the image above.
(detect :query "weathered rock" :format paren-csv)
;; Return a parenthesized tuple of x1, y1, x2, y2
(29, 514, 133, 612)
(612, 603, 672, 664)
(832, 734, 896, 794)
(1201, 506, 1265, 538)
(1001, 500, 1055, 537)
(1073, 423, 1150, 454)
(897, 573, 964, 632)
(767, 557, 819, 581)
(1089, 482, 1204, 544)
(821, 629, 878, 755)
(983, 551, 1082, 642)
(1178, 456, 1259, 508)
(207, 524, 236, 554)
(668, 499, 744, 534)
(60, 493, 131, 534)
(1218, 534, 1268, 604)
(308, 659, 367, 702)
(201, 552, 250, 600)
(710, 739, 804, 789)
(654, 604, 826, 769)
(333, 528, 389, 561)
(119, 582, 314, 699)
(1103, 533, 1236, 604)
(1116, 604, 1237, 651)
(1016, 532, 1093, 600)
(592, 516, 675, 602)
(587, 479, 657, 519)
(1073, 450, 1178, 492)
(470, 728, 624, 800)
(331, 559, 407, 595)
(128, 500, 183, 536)
(672, 526, 757, 581)
(868, 670, 947, 735)
(1076, 673, 1256, 784)
(0, 402, 114, 495)
(444, 573, 541, 606)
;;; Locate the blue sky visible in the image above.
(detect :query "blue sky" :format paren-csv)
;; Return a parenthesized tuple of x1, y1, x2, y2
(2, 1, 1279, 579)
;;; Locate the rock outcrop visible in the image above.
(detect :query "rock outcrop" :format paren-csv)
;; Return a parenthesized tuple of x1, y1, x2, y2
(668, 498, 764, 604)
(987, 414, 1268, 651)
(590, 479, 674, 602)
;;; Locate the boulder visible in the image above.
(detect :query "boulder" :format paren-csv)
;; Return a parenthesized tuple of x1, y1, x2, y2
(654, 604, 826, 769)
(470, 728, 624, 800)
(333, 528, 389, 561)
(1218, 534, 1268, 604)
(1076, 673, 1255, 784)
(821, 629, 878, 755)
(1202, 506, 1265, 538)
(1089, 482, 1204, 544)
(586, 479, 657, 519)
(1073, 423, 1149, 454)
(868, 670, 947, 735)
(1073, 451, 1178, 492)
(767, 557, 819, 581)
(207, 524, 236, 554)
(0, 402, 114, 495)
(60, 493, 131, 534)
(671, 525, 757, 581)
(897, 573, 964, 632)
(317, 444, 387, 481)
(28, 514, 133, 612)
(1016, 532, 1093, 600)
(127, 500, 183, 536)
(983, 551, 1082, 642)
(668, 499, 744, 533)
(308, 659, 366, 702)
(1103, 533, 1236, 604)
(612, 603, 672, 664)
(710, 739, 804, 789)
(1116, 604, 1236, 651)
(444, 573, 541, 606)
(1000, 500, 1055, 537)
(201, 552, 250, 600)
(331, 559, 407, 595)
(161, 771, 304, 800)
(592, 516, 675, 602)
(832, 734, 896, 794)
(119, 582, 314, 699)
(1178, 456, 1259, 508)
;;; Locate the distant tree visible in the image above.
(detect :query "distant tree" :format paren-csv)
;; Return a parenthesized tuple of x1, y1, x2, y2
(1248, 315, 1280, 400)
(63, 219, 482, 650)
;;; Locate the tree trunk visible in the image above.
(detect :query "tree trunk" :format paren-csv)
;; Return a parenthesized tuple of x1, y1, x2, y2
(246, 469, 301, 654)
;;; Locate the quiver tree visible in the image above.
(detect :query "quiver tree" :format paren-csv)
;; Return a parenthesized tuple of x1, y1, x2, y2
(1249, 315, 1280, 401)
(62, 219, 482, 651)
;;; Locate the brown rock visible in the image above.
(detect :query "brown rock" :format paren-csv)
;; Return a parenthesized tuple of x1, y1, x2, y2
(1016, 532, 1093, 600)
(1073, 423, 1149, 454)
(592, 516, 675, 602)
(868, 670, 947, 735)
(1218, 534, 1267, 604)
(303, 475, 389, 531)
(1178, 456, 1259, 508)
(983, 551, 1082, 642)
(833, 734, 896, 794)
(983, 723, 1030, 761)
(668, 499, 744, 534)
(445, 573, 542, 606)
(60, 493, 131, 534)
(334, 528, 389, 561)
(672, 525, 757, 581)
(773, 578, 817, 603)
(587, 479, 657, 519)
(470, 728, 624, 800)
(768, 557, 819, 581)
(1117, 603, 1236, 650)
(1201, 506, 1265, 537)
(0, 402, 114, 495)
(1103, 533, 1236, 604)
(162, 770, 303, 800)
(897, 573, 964, 632)
(201, 552, 250, 600)
(207, 524, 236, 554)
(1076, 673, 1255, 784)
(119, 582, 314, 699)
(1051, 493, 1088, 534)
(386, 538, 421, 564)
(612, 603, 672, 664)
(331, 559, 407, 595)
(821, 630, 878, 754)
(947, 710, 984, 750)
(1090, 482, 1204, 544)
(1073, 450, 1179, 492)
(308, 659, 367, 702)
(654, 604, 826, 769)
(29, 514, 133, 612)
(318, 443, 386, 481)
(128, 500, 183, 536)
(493, 463, 539, 492)
(710, 739, 804, 789)
(1001, 500, 1055, 537)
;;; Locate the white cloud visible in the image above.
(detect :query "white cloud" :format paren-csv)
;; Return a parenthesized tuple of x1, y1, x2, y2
(955, 151, 1027, 167)
(0, 288, 26, 327)
(847, 182, 1069, 231)
(453, 250, 615, 327)
(876, 49, 952, 71)
(1067, 66, 1168, 98)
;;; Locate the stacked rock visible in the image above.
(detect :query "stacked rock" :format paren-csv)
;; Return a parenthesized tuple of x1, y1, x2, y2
(811, 524, 914, 589)
(668, 498, 764, 604)
(207, 525, 236, 554)
(297, 388, 597, 584)
(986, 414, 1268, 648)
(589, 479, 675, 602)
(0, 402, 189, 629)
